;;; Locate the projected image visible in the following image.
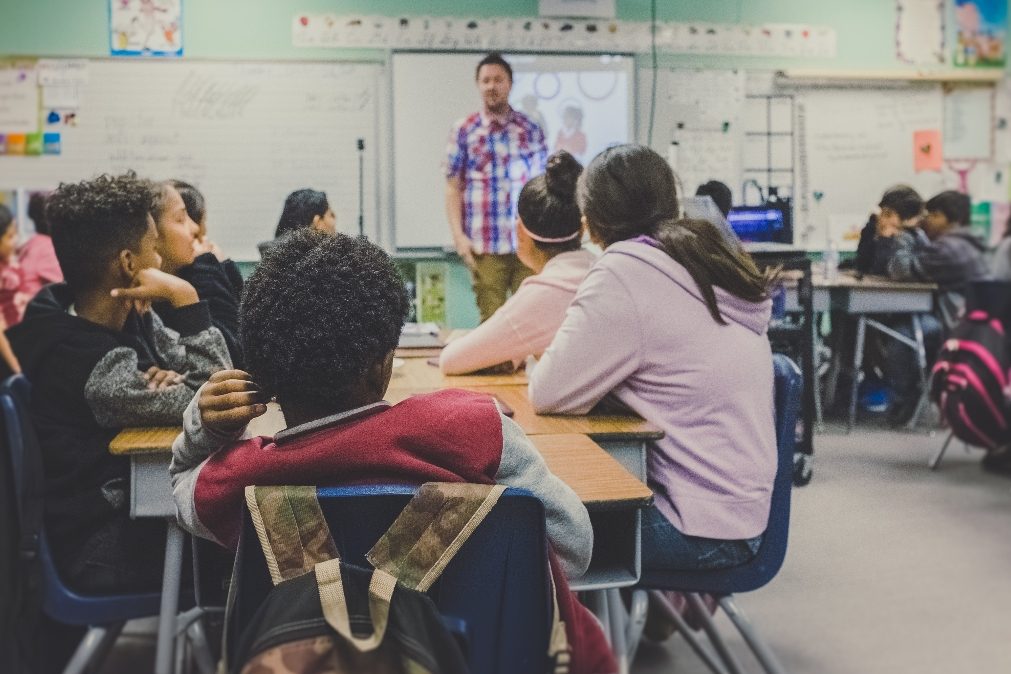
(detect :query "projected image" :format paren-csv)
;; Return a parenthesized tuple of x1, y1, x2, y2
(509, 56, 631, 164)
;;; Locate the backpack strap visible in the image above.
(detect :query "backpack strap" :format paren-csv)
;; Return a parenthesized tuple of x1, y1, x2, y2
(315, 558, 398, 653)
(365, 482, 506, 592)
(244, 485, 338, 584)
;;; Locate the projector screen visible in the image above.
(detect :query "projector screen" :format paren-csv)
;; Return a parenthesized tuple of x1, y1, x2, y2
(392, 52, 635, 250)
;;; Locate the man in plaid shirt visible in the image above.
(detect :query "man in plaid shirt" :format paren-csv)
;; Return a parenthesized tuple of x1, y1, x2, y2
(445, 53, 547, 322)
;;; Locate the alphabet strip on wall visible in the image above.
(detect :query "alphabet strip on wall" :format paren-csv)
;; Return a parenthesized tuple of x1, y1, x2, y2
(291, 14, 837, 59)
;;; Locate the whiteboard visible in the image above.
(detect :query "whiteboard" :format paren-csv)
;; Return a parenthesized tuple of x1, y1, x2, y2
(392, 52, 635, 250)
(794, 86, 946, 251)
(0, 60, 380, 261)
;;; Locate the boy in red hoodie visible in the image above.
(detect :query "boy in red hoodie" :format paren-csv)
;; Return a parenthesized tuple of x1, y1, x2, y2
(169, 229, 616, 673)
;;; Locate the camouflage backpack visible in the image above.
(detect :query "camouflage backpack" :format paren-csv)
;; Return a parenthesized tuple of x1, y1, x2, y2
(226, 483, 569, 674)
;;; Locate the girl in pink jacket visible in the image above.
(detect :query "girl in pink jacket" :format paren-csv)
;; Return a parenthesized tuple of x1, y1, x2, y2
(529, 144, 778, 573)
(440, 150, 596, 374)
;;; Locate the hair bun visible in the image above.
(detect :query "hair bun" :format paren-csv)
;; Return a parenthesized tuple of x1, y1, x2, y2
(544, 150, 582, 201)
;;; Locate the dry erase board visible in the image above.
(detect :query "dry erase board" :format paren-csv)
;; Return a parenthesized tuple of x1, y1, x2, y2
(0, 60, 380, 261)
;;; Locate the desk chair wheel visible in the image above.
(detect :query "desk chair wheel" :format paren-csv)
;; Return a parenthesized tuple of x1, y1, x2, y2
(792, 452, 812, 487)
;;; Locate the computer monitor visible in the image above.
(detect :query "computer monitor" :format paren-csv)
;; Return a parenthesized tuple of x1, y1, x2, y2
(727, 206, 788, 243)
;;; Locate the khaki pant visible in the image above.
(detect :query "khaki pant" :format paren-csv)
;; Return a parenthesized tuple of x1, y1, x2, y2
(470, 253, 533, 323)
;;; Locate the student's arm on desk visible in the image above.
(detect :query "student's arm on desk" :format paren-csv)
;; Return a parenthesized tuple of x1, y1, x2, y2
(884, 230, 927, 281)
(496, 412, 592, 577)
(170, 371, 266, 541)
(528, 265, 640, 414)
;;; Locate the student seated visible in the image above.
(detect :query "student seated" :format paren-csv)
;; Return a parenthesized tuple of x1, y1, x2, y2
(151, 180, 245, 367)
(19, 191, 63, 300)
(0, 205, 25, 374)
(257, 188, 336, 258)
(4, 172, 231, 593)
(170, 229, 615, 674)
(854, 185, 925, 275)
(878, 189, 989, 423)
(439, 151, 594, 374)
(528, 145, 777, 574)
(171, 179, 245, 299)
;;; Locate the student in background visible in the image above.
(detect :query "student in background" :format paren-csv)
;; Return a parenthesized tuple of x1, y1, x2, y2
(879, 189, 989, 424)
(162, 180, 245, 367)
(169, 229, 615, 674)
(529, 145, 777, 577)
(992, 214, 1011, 280)
(19, 192, 63, 299)
(439, 151, 594, 374)
(695, 179, 733, 219)
(0, 205, 24, 374)
(5, 173, 230, 595)
(151, 181, 244, 367)
(257, 188, 336, 258)
(854, 185, 925, 275)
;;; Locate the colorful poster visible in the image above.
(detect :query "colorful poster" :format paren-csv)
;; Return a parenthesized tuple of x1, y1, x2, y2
(914, 129, 944, 171)
(110, 0, 183, 57)
(951, 0, 1006, 67)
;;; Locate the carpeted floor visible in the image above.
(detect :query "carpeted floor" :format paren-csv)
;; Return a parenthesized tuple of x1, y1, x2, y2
(95, 426, 1011, 674)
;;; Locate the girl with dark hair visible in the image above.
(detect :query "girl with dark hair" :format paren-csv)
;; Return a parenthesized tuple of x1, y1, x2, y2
(19, 191, 64, 300)
(530, 144, 777, 574)
(440, 151, 593, 374)
(258, 188, 336, 258)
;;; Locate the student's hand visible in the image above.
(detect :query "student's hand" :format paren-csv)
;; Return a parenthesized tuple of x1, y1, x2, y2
(111, 268, 199, 308)
(143, 366, 184, 390)
(194, 237, 224, 262)
(198, 369, 269, 434)
(876, 218, 900, 238)
(453, 234, 476, 271)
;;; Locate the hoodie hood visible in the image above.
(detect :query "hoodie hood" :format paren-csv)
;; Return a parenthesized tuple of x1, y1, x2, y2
(605, 239, 772, 336)
(7, 283, 122, 375)
(944, 226, 987, 251)
(522, 248, 597, 294)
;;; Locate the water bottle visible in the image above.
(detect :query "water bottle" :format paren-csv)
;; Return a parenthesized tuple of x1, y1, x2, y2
(823, 240, 839, 282)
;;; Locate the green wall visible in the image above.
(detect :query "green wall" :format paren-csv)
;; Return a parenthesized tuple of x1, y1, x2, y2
(0, 1, 941, 328)
(4, 0, 919, 69)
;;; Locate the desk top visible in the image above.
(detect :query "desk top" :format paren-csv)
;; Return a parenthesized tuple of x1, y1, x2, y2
(779, 268, 936, 291)
(386, 384, 663, 439)
(109, 426, 650, 507)
(389, 356, 527, 389)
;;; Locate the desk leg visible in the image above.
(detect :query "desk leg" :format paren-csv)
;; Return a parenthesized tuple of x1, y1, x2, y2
(607, 588, 630, 674)
(906, 314, 930, 430)
(848, 316, 866, 433)
(155, 521, 185, 674)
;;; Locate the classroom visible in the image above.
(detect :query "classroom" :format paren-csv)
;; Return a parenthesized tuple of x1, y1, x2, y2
(2, 1, 1011, 673)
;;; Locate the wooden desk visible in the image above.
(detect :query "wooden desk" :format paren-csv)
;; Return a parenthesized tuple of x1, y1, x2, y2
(388, 356, 528, 389)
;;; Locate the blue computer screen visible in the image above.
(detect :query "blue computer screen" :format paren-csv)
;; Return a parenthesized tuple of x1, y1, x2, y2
(727, 207, 785, 242)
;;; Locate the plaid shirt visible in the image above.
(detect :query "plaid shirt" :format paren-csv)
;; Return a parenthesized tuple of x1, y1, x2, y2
(445, 108, 547, 255)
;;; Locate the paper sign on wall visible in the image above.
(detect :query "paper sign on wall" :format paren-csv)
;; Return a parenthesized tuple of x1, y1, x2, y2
(0, 68, 39, 134)
(914, 129, 943, 171)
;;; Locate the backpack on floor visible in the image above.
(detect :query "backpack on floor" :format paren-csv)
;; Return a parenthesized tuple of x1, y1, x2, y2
(929, 310, 1011, 450)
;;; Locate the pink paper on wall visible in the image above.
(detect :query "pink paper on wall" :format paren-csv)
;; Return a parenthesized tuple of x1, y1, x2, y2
(914, 129, 943, 172)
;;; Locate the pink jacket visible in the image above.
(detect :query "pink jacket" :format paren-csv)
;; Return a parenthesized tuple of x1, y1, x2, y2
(440, 249, 596, 374)
(529, 240, 776, 540)
(18, 234, 63, 301)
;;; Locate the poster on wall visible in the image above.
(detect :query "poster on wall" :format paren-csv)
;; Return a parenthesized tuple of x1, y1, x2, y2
(109, 0, 183, 57)
(951, 0, 1006, 67)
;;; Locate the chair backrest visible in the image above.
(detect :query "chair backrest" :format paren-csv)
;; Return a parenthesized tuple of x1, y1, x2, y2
(228, 485, 553, 674)
(0, 374, 161, 626)
(640, 352, 802, 594)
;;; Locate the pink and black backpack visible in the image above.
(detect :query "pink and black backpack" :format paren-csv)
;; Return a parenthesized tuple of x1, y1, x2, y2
(930, 310, 1011, 450)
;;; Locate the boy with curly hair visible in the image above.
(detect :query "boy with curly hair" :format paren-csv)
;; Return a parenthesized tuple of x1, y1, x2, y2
(5, 172, 231, 593)
(170, 229, 616, 674)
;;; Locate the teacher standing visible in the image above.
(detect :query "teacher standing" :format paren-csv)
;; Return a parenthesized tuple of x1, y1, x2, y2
(445, 53, 548, 322)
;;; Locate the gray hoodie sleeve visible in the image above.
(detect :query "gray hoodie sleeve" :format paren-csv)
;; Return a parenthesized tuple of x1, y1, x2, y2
(170, 387, 246, 543)
(83, 305, 231, 428)
(494, 410, 593, 577)
(886, 230, 926, 281)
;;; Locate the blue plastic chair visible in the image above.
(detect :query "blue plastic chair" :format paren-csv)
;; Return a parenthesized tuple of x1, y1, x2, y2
(631, 353, 801, 674)
(0, 374, 164, 674)
(227, 485, 555, 674)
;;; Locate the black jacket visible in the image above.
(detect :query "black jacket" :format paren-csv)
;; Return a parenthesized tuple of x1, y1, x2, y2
(155, 253, 244, 368)
(5, 285, 230, 569)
